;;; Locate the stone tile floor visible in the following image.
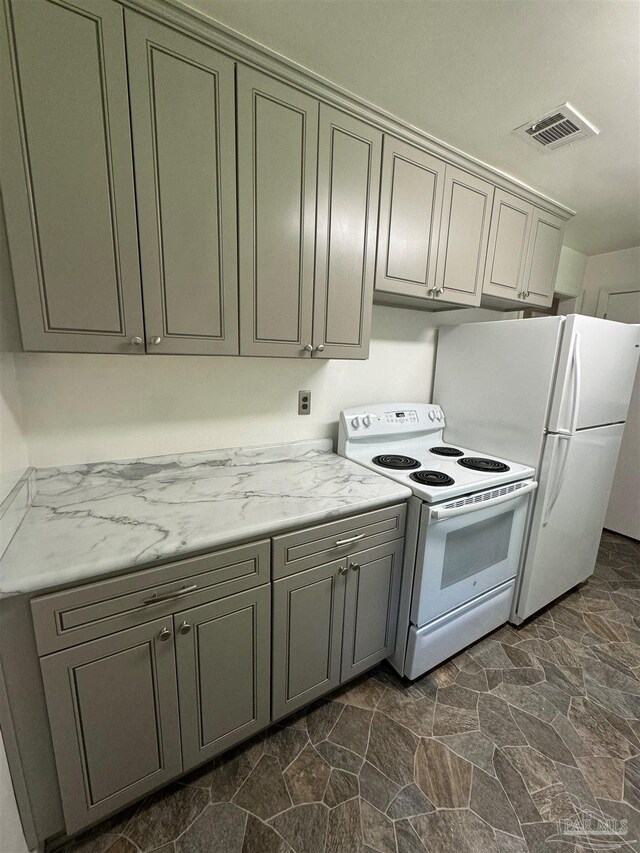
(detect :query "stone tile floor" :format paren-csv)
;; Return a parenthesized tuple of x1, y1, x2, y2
(59, 529, 640, 853)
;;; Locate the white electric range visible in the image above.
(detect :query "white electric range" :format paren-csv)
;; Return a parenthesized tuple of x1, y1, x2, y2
(338, 403, 537, 679)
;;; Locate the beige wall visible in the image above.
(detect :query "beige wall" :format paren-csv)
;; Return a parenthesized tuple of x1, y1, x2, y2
(0, 209, 30, 851)
(581, 246, 640, 317)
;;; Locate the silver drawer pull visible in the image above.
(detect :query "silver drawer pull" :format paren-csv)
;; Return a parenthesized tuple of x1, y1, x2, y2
(335, 533, 365, 546)
(144, 583, 197, 605)
(349, 562, 360, 572)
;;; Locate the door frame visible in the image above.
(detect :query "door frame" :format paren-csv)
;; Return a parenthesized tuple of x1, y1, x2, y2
(595, 284, 640, 319)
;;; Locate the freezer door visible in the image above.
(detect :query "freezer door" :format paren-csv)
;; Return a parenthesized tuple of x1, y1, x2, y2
(549, 314, 640, 432)
(513, 423, 625, 622)
(434, 316, 564, 468)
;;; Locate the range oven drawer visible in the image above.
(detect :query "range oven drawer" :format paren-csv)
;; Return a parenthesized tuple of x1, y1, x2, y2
(272, 503, 406, 578)
(405, 579, 515, 679)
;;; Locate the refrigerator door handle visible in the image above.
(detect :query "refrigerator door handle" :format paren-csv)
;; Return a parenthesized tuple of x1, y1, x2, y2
(543, 434, 572, 526)
(568, 332, 582, 434)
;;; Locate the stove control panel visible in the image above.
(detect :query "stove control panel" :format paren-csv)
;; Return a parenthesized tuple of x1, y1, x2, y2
(384, 410, 418, 425)
(338, 403, 445, 451)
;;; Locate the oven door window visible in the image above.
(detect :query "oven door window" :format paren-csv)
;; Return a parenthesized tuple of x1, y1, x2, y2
(441, 512, 514, 589)
(411, 495, 528, 627)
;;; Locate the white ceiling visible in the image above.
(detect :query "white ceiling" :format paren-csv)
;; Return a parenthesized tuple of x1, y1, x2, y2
(185, 0, 640, 256)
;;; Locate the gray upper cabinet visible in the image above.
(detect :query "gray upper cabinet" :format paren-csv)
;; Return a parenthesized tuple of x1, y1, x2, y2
(272, 559, 345, 719)
(521, 208, 565, 308)
(375, 137, 446, 300)
(175, 585, 270, 770)
(482, 189, 565, 307)
(433, 166, 494, 307)
(39, 618, 182, 833)
(341, 541, 403, 680)
(482, 189, 534, 301)
(237, 66, 318, 357)
(125, 12, 239, 355)
(1, 0, 145, 353)
(313, 107, 382, 359)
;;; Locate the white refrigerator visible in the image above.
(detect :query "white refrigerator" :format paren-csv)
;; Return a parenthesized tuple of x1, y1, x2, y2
(433, 314, 640, 622)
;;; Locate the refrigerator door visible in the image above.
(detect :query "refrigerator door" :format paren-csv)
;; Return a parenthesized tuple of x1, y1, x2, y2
(434, 316, 564, 468)
(549, 314, 640, 432)
(513, 423, 625, 622)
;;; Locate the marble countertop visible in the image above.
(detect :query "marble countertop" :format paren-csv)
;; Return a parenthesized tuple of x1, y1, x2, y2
(0, 439, 411, 596)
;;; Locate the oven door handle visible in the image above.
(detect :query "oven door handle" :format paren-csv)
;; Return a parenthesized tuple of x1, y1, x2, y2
(430, 481, 538, 520)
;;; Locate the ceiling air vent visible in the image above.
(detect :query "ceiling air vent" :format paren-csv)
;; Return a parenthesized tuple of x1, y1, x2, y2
(513, 103, 599, 152)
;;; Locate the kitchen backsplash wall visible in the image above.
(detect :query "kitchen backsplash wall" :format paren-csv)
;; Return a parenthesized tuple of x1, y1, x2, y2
(0, 202, 516, 471)
(12, 304, 514, 468)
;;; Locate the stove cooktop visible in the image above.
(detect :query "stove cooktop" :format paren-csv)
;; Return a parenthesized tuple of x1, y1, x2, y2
(352, 445, 533, 503)
(338, 403, 535, 503)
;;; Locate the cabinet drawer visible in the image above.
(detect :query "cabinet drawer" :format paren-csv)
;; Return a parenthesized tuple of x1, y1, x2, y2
(32, 540, 270, 655)
(272, 503, 406, 578)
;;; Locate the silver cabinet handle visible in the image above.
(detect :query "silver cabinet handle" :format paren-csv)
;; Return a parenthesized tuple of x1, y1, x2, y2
(437, 288, 444, 296)
(131, 336, 143, 346)
(150, 335, 162, 345)
(144, 583, 197, 605)
(338, 566, 348, 575)
(315, 344, 325, 352)
(427, 288, 435, 296)
(349, 562, 360, 572)
(303, 344, 313, 352)
(178, 621, 192, 635)
(158, 627, 172, 641)
(335, 533, 365, 546)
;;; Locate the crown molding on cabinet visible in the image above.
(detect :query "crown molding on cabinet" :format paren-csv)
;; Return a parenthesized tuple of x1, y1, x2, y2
(120, 0, 575, 222)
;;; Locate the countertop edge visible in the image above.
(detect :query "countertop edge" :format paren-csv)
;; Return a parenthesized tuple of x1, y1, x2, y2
(1, 486, 412, 598)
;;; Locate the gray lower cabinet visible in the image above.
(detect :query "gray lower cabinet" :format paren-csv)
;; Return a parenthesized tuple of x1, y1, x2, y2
(272, 539, 404, 719)
(341, 540, 404, 680)
(174, 585, 270, 770)
(125, 12, 239, 355)
(1, 0, 145, 353)
(39, 618, 182, 833)
(374, 137, 446, 301)
(237, 66, 318, 358)
(272, 559, 345, 719)
(313, 106, 382, 359)
(432, 166, 494, 307)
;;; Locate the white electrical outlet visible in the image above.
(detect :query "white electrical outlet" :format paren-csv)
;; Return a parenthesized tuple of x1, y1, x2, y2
(298, 390, 311, 415)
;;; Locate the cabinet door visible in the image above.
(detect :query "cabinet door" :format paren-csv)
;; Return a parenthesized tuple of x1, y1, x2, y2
(434, 166, 494, 307)
(272, 560, 345, 719)
(40, 618, 181, 833)
(482, 189, 534, 300)
(341, 541, 403, 680)
(237, 66, 318, 357)
(175, 586, 270, 771)
(521, 208, 565, 308)
(375, 137, 445, 299)
(312, 107, 382, 359)
(1, 0, 145, 353)
(125, 13, 238, 355)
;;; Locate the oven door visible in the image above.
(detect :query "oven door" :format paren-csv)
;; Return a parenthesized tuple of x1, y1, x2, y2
(410, 480, 537, 626)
